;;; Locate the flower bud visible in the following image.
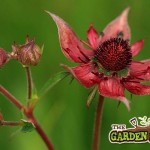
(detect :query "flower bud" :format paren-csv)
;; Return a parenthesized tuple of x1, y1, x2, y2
(18, 37, 41, 66)
(11, 42, 20, 59)
(0, 48, 7, 68)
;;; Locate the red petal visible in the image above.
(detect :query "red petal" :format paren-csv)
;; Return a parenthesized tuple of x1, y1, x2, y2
(131, 40, 144, 57)
(47, 12, 94, 63)
(129, 60, 150, 81)
(67, 62, 100, 88)
(124, 82, 150, 95)
(98, 77, 130, 111)
(87, 24, 98, 49)
(99, 7, 130, 43)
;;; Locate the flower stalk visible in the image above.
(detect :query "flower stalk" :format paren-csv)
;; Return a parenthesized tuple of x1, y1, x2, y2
(0, 85, 54, 150)
(25, 67, 32, 105)
(0, 120, 23, 126)
(93, 95, 104, 150)
(26, 112, 54, 150)
(0, 85, 24, 110)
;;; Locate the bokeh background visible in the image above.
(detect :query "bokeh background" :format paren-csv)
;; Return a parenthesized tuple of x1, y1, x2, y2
(0, 0, 150, 150)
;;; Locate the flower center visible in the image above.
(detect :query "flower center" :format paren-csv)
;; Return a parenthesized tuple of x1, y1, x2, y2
(95, 38, 132, 72)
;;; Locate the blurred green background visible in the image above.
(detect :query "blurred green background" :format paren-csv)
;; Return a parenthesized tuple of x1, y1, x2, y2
(0, 0, 150, 149)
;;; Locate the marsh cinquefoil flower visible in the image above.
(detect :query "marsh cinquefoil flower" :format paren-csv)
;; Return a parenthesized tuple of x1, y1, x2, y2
(48, 8, 150, 111)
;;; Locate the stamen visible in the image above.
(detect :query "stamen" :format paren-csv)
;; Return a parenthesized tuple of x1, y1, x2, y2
(78, 57, 87, 63)
(77, 45, 90, 61)
(91, 71, 104, 78)
(100, 32, 104, 37)
(112, 72, 118, 77)
(117, 32, 123, 39)
(80, 40, 94, 49)
(121, 77, 140, 83)
(95, 38, 132, 72)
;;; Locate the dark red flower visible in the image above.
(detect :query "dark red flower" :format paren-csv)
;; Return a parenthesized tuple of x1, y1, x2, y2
(48, 8, 150, 111)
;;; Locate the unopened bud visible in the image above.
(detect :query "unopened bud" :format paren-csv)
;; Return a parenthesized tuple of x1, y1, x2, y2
(0, 48, 7, 68)
(11, 42, 20, 59)
(19, 37, 41, 66)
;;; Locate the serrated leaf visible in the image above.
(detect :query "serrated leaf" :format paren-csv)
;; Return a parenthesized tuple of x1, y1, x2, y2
(39, 71, 70, 97)
(21, 119, 35, 133)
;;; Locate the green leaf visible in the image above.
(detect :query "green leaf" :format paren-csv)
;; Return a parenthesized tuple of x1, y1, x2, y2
(21, 119, 35, 133)
(39, 71, 70, 97)
(86, 86, 97, 107)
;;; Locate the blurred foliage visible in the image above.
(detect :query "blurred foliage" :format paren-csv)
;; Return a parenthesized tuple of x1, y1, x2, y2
(0, 0, 150, 150)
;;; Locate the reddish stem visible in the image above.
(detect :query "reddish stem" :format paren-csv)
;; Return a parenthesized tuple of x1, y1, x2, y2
(25, 67, 32, 104)
(92, 95, 104, 150)
(0, 85, 24, 110)
(0, 121, 23, 126)
(0, 85, 54, 150)
(26, 112, 54, 150)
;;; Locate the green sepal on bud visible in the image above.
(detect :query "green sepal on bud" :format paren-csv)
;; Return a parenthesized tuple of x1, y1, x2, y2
(98, 67, 111, 76)
(117, 68, 129, 77)
(40, 44, 44, 54)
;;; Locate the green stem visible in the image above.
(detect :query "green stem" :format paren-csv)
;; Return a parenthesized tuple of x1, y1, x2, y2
(92, 95, 104, 150)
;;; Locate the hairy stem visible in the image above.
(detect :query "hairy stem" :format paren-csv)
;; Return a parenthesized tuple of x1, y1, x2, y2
(0, 85, 24, 110)
(92, 95, 104, 150)
(25, 67, 32, 105)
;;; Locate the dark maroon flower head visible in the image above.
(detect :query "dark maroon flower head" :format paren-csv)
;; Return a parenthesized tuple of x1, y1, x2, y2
(0, 48, 8, 68)
(48, 8, 150, 111)
(95, 38, 132, 71)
